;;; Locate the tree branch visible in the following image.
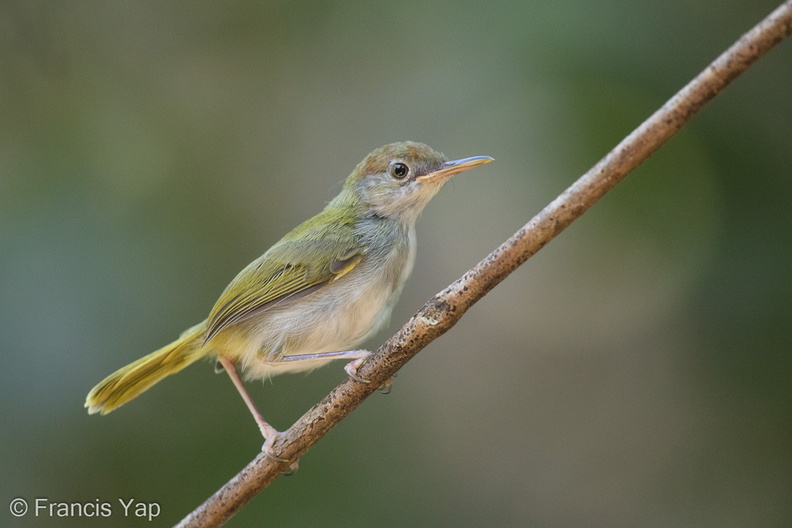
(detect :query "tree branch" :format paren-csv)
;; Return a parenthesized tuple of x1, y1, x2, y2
(176, 2, 792, 527)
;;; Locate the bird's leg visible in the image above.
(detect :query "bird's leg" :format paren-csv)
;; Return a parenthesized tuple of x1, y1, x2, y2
(266, 349, 372, 381)
(216, 356, 292, 465)
(265, 350, 392, 391)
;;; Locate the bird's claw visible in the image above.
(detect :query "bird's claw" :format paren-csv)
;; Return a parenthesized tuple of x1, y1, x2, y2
(261, 434, 299, 474)
(344, 358, 372, 384)
(378, 375, 395, 394)
(345, 358, 396, 394)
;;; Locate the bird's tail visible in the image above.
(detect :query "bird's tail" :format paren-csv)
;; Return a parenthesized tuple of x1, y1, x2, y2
(85, 321, 207, 415)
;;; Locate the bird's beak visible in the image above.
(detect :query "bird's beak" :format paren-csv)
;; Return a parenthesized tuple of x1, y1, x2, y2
(417, 155, 494, 183)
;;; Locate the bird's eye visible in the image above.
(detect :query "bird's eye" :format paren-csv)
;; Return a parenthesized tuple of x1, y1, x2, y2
(389, 162, 409, 179)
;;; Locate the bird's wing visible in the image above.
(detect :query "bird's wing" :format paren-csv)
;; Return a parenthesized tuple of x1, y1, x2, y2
(204, 214, 362, 343)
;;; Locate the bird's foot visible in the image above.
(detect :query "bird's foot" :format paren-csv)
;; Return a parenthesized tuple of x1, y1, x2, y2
(261, 431, 299, 474)
(345, 354, 395, 393)
(344, 355, 372, 383)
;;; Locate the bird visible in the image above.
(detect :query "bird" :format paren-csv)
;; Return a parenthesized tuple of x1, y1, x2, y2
(85, 141, 493, 457)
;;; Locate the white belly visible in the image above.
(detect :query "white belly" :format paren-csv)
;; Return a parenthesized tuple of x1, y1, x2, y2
(237, 232, 415, 381)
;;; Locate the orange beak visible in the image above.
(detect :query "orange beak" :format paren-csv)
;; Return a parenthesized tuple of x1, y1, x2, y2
(416, 155, 494, 183)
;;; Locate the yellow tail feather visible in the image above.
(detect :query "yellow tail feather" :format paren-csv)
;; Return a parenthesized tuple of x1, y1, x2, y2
(85, 321, 207, 415)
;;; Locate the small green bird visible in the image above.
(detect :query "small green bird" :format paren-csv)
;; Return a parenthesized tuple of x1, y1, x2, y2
(85, 141, 492, 455)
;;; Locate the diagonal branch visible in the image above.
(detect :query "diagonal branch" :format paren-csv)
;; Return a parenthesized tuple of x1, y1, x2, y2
(175, 2, 792, 527)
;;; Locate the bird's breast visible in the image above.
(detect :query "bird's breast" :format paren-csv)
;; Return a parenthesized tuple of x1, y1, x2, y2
(235, 226, 416, 380)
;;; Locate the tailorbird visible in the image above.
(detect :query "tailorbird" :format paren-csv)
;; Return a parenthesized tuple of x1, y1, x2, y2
(85, 141, 493, 456)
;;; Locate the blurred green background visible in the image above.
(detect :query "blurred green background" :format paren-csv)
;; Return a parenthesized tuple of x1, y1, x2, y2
(2, 1, 791, 526)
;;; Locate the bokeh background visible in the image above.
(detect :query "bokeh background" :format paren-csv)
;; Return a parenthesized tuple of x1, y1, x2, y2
(2, 1, 791, 526)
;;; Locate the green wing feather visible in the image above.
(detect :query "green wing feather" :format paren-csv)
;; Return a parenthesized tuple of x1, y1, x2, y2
(204, 209, 363, 343)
